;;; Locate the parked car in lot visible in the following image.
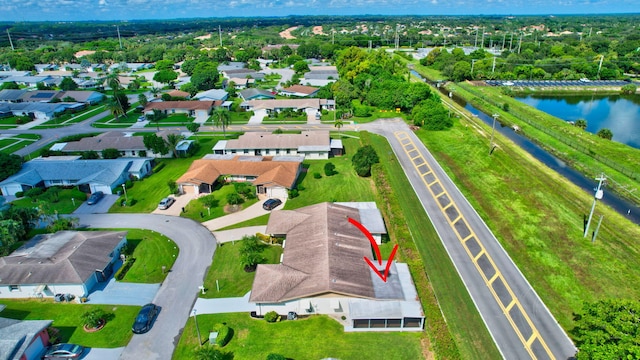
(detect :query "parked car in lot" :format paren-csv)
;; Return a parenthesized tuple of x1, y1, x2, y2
(157, 197, 175, 210)
(262, 198, 282, 210)
(87, 191, 104, 205)
(43, 343, 85, 359)
(132, 303, 159, 334)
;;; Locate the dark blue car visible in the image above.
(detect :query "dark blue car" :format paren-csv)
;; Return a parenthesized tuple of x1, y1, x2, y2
(132, 303, 159, 334)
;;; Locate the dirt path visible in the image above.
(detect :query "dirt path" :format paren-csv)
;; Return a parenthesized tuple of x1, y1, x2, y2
(279, 26, 299, 39)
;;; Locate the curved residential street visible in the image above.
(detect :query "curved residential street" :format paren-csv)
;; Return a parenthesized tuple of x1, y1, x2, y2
(75, 214, 216, 360)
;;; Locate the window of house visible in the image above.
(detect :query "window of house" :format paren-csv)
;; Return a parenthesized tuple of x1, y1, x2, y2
(286, 149, 291, 154)
(276, 149, 280, 154)
(244, 150, 249, 154)
(9, 285, 20, 291)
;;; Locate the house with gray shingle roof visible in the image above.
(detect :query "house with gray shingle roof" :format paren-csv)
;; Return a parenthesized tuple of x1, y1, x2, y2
(0, 156, 153, 196)
(250, 202, 424, 332)
(0, 231, 127, 300)
(239, 88, 276, 101)
(0, 315, 52, 360)
(0, 89, 27, 103)
(194, 89, 229, 101)
(55, 131, 179, 158)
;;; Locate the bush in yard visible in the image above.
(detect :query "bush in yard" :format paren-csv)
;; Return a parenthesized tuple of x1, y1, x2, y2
(24, 187, 44, 200)
(82, 309, 111, 329)
(239, 235, 265, 272)
(214, 323, 232, 347)
(288, 189, 299, 198)
(226, 192, 244, 205)
(352, 145, 379, 177)
(194, 345, 226, 360)
(167, 180, 178, 195)
(264, 311, 280, 323)
(313, 172, 322, 179)
(324, 162, 336, 176)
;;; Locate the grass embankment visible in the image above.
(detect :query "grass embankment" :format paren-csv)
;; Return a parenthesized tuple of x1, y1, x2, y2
(0, 299, 139, 348)
(118, 229, 179, 283)
(0, 134, 40, 154)
(173, 313, 423, 360)
(11, 188, 86, 214)
(446, 82, 640, 205)
(200, 238, 282, 299)
(409, 106, 640, 332)
(363, 132, 499, 360)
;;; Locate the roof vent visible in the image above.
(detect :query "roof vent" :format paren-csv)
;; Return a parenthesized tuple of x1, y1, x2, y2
(331, 279, 336, 283)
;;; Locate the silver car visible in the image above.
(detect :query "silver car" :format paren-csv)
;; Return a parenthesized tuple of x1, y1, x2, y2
(158, 197, 175, 210)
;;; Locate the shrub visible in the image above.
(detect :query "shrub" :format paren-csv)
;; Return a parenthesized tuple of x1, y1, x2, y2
(126, 198, 137, 206)
(15, 191, 24, 198)
(313, 172, 322, 179)
(24, 187, 44, 199)
(116, 257, 136, 280)
(267, 354, 286, 360)
(215, 324, 232, 347)
(226, 192, 244, 205)
(264, 311, 280, 323)
(324, 162, 336, 176)
(352, 145, 379, 177)
(288, 189, 299, 198)
(82, 309, 107, 328)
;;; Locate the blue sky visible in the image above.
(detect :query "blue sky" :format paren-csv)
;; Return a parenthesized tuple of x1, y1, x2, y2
(0, 0, 639, 21)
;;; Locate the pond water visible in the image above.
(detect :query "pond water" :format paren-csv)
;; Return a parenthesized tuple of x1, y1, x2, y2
(515, 94, 640, 149)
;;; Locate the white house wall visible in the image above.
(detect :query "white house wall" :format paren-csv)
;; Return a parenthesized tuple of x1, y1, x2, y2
(0, 283, 87, 299)
(1, 183, 23, 196)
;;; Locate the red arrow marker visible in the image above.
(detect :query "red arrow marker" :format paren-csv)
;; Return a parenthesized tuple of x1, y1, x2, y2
(348, 217, 399, 282)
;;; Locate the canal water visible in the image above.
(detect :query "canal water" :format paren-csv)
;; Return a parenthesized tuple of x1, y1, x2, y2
(515, 94, 640, 149)
(409, 70, 640, 225)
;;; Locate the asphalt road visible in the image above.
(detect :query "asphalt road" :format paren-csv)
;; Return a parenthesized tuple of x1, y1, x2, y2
(366, 119, 576, 360)
(75, 214, 216, 360)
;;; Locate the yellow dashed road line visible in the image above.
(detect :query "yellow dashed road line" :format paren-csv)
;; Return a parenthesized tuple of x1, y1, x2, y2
(394, 131, 554, 360)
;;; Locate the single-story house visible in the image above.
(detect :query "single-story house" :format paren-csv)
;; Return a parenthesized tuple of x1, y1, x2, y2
(53, 131, 180, 158)
(279, 85, 320, 97)
(0, 71, 31, 79)
(301, 66, 339, 87)
(0, 89, 28, 103)
(54, 91, 104, 104)
(240, 98, 334, 112)
(217, 62, 246, 72)
(0, 156, 153, 196)
(0, 314, 52, 360)
(165, 90, 190, 99)
(193, 89, 229, 102)
(225, 77, 254, 89)
(19, 90, 58, 103)
(0, 231, 128, 300)
(239, 88, 276, 101)
(176, 155, 302, 199)
(144, 101, 215, 119)
(213, 131, 342, 160)
(250, 202, 424, 331)
(108, 63, 152, 73)
(220, 68, 265, 80)
(35, 64, 59, 73)
(0, 102, 68, 121)
(0, 76, 58, 88)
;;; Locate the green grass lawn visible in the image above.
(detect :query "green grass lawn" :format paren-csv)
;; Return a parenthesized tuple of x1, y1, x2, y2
(119, 229, 179, 283)
(201, 239, 282, 298)
(173, 313, 423, 360)
(109, 138, 218, 213)
(0, 299, 139, 348)
(181, 184, 258, 222)
(284, 137, 376, 210)
(216, 213, 270, 231)
(11, 188, 86, 214)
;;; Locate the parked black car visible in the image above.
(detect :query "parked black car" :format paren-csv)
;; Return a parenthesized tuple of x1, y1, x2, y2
(132, 303, 159, 334)
(262, 198, 282, 210)
(87, 191, 104, 205)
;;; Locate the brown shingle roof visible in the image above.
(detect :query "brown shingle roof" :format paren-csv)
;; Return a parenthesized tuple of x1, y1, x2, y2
(0, 231, 126, 285)
(281, 85, 319, 95)
(250, 203, 376, 303)
(144, 100, 215, 112)
(61, 130, 180, 152)
(245, 98, 322, 111)
(176, 156, 300, 188)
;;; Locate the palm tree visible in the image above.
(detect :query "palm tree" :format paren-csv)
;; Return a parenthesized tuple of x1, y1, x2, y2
(105, 96, 124, 122)
(106, 73, 120, 96)
(150, 87, 161, 98)
(213, 108, 231, 138)
(166, 133, 184, 158)
(138, 93, 148, 108)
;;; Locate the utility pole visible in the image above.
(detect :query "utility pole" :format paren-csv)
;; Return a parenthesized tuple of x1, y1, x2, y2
(481, 26, 485, 48)
(395, 24, 400, 50)
(517, 33, 523, 54)
(219, 25, 223, 47)
(116, 26, 123, 50)
(592, 215, 604, 243)
(584, 174, 606, 238)
(489, 114, 499, 154)
(502, 33, 506, 50)
(597, 55, 604, 79)
(6, 29, 14, 51)
(474, 28, 478, 48)
(471, 59, 477, 77)
(332, 29, 335, 45)
(509, 33, 514, 51)
(492, 57, 496, 73)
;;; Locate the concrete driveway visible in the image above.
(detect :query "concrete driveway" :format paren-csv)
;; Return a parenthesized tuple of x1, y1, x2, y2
(87, 277, 160, 306)
(75, 214, 216, 360)
(193, 292, 256, 315)
(73, 194, 119, 214)
(202, 197, 285, 231)
(151, 193, 195, 216)
(248, 109, 268, 124)
(81, 347, 124, 360)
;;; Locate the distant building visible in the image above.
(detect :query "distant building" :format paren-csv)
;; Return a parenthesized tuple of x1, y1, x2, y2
(279, 85, 320, 98)
(213, 131, 342, 160)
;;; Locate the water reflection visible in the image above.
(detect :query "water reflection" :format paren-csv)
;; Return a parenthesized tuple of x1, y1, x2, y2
(516, 95, 640, 149)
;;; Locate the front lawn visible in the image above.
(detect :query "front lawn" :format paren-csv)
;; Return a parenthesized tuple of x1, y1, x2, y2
(11, 188, 86, 214)
(180, 184, 258, 222)
(201, 238, 282, 299)
(118, 229, 179, 283)
(284, 136, 376, 210)
(173, 313, 423, 360)
(0, 299, 139, 348)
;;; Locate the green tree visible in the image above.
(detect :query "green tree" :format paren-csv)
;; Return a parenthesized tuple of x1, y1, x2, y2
(47, 216, 78, 232)
(153, 70, 178, 86)
(226, 192, 245, 205)
(597, 128, 613, 140)
(59, 77, 78, 91)
(0, 153, 23, 181)
(105, 96, 124, 121)
(102, 148, 121, 159)
(190, 62, 220, 91)
(266, 354, 286, 360)
(81, 150, 100, 159)
(0, 81, 19, 90)
(149, 109, 164, 131)
(194, 345, 226, 360)
(621, 83, 637, 95)
(0, 219, 23, 255)
(213, 108, 231, 138)
(571, 299, 640, 360)
(293, 60, 309, 74)
(324, 162, 336, 176)
(150, 87, 161, 98)
(166, 133, 184, 158)
(138, 93, 148, 108)
(143, 133, 169, 156)
(452, 61, 471, 81)
(154, 59, 174, 71)
(351, 145, 379, 177)
(412, 98, 452, 130)
(106, 73, 121, 96)
(239, 235, 265, 272)
(575, 119, 588, 130)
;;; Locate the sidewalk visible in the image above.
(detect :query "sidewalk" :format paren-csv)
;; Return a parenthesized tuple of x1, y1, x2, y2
(212, 226, 267, 243)
(202, 198, 285, 231)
